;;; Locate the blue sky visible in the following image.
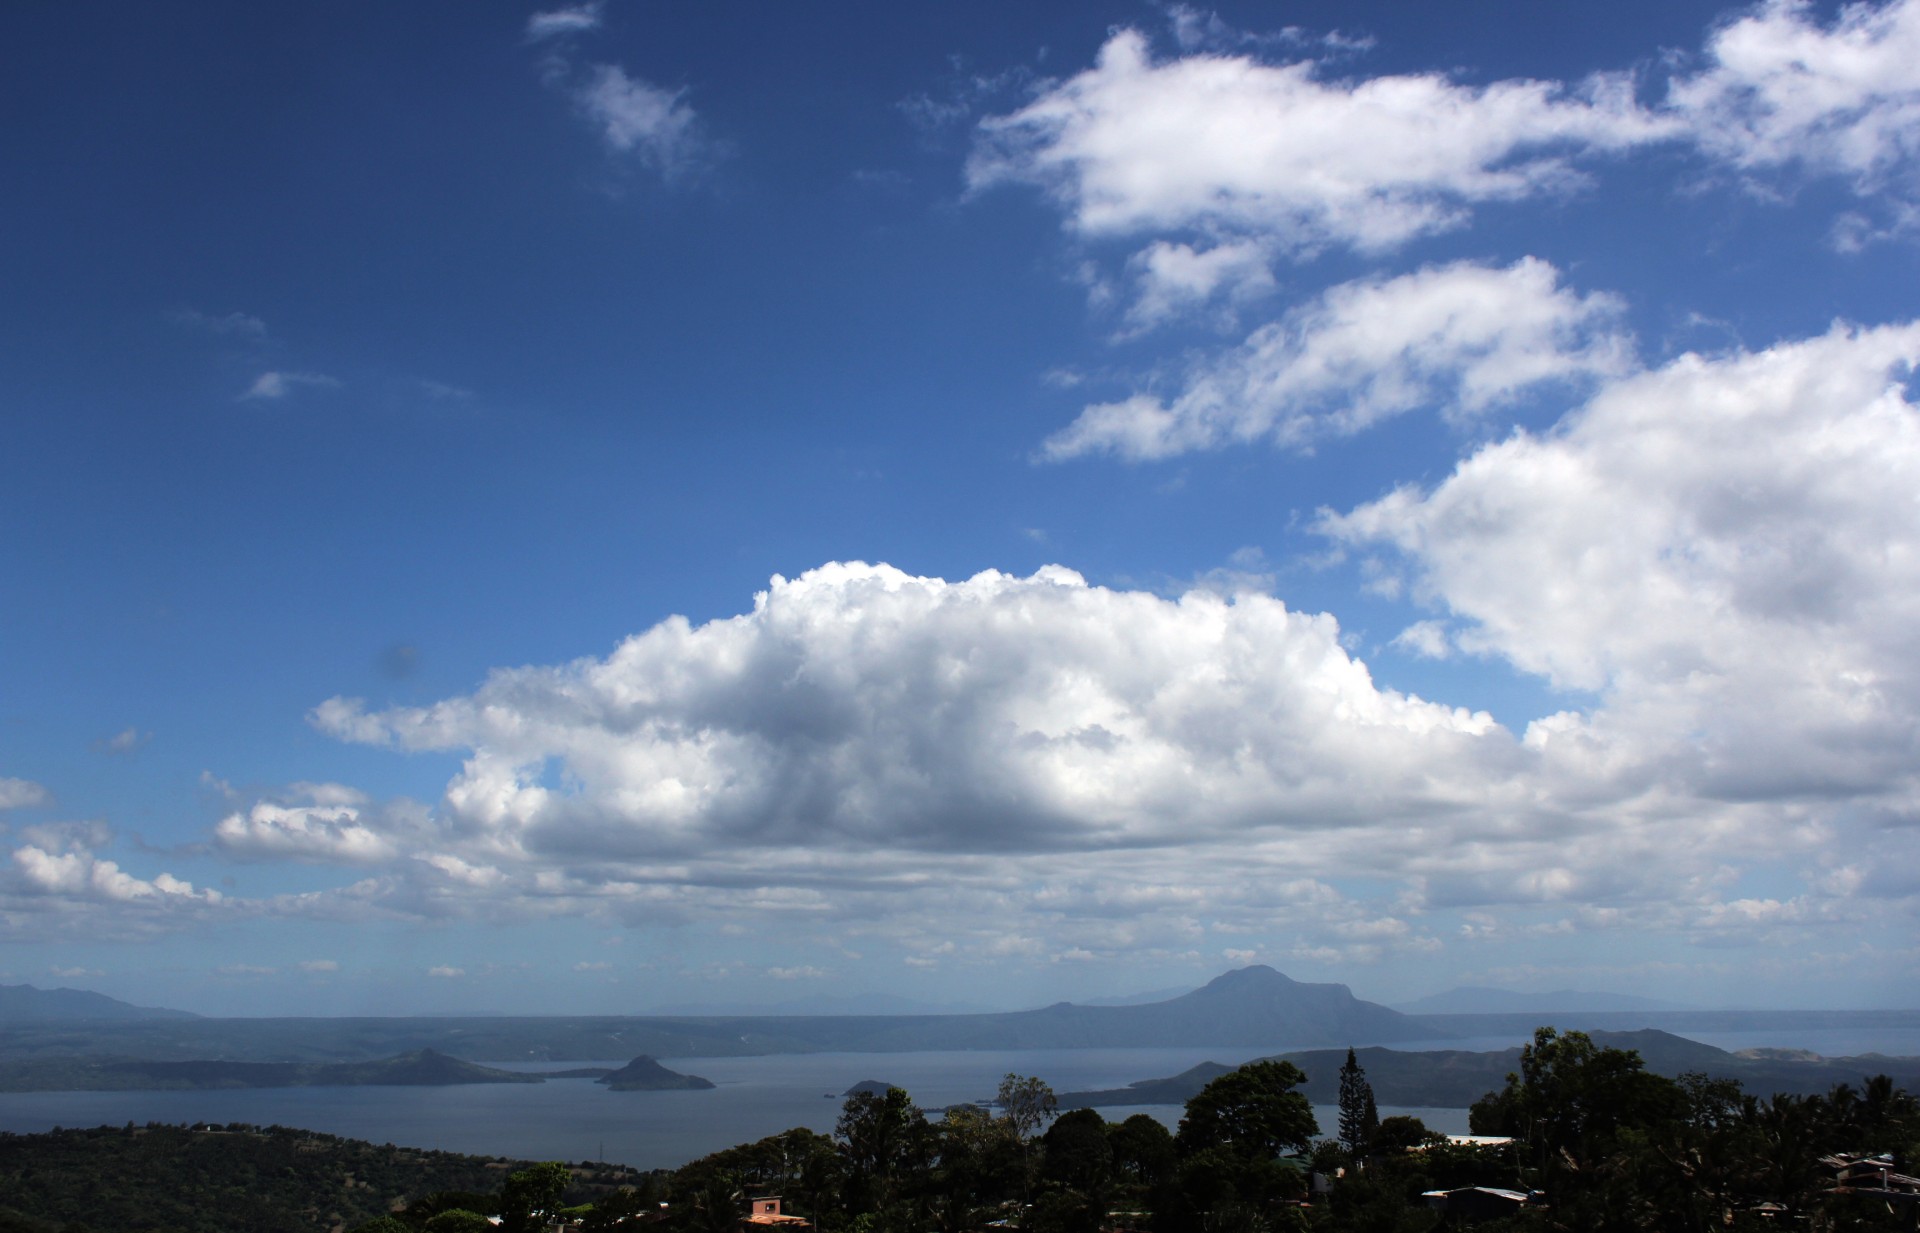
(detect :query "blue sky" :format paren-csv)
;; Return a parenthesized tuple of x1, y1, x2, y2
(3, 0, 1918, 1016)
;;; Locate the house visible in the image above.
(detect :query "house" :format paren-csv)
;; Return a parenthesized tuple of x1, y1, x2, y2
(1821, 1153, 1920, 1205)
(1420, 1186, 1536, 1222)
(738, 1196, 812, 1230)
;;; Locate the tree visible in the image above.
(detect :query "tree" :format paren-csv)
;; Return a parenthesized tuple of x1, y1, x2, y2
(928, 1104, 1020, 1233)
(1177, 1060, 1319, 1160)
(581, 1184, 667, 1233)
(836, 1086, 930, 1216)
(1110, 1114, 1176, 1186)
(997, 1073, 1060, 1142)
(1336, 1048, 1379, 1157)
(998, 1073, 1060, 1204)
(1482, 1027, 1687, 1165)
(1468, 1026, 1692, 1226)
(498, 1162, 571, 1233)
(1368, 1114, 1442, 1154)
(683, 1171, 745, 1233)
(1042, 1108, 1113, 1192)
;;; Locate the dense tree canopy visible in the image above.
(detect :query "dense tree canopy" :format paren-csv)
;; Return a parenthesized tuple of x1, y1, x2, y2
(1177, 1059, 1319, 1160)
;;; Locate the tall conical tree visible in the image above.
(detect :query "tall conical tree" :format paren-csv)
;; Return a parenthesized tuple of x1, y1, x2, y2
(1337, 1047, 1377, 1156)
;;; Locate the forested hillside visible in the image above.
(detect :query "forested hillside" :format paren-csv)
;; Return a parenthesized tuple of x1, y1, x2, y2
(0, 1124, 643, 1233)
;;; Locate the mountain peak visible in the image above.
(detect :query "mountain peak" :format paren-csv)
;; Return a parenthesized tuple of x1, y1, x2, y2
(1197, 965, 1297, 992)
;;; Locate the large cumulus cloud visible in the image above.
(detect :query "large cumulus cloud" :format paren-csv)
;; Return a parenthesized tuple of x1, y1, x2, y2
(314, 563, 1513, 870)
(1325, 321, 1920, 814)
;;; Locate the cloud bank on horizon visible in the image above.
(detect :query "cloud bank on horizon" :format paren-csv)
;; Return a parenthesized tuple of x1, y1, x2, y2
(1, 0, 1917, 1013)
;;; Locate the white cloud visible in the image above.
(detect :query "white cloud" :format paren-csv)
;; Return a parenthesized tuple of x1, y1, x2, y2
(315, 562, 1507, 872)
(428, 965, 465, 978)
(93, 727, 150, 755)
(1323, 320, 1920, 811)
(526, 4, 602, 42)
(1391, 620, 1453, 660)
(767, 965, 827, 980)
(1043, 258, 1630, 460)
(573, 960, 612, 971)
(299, 959, 339, 973)
(1121, 239, 1276, 334)
(9, 845, 220, 906)
(0, 778, 49, 810)
(970, 28, 1677, 256)
(214, 784, 402, 865)
(218, 964, 277, 977)
(49, 965, 103, 980)
(574, 64, 703, 174)
(263, 553, 1912, 956)
(240, 371, 339, 401)
(203, 321, 1920, 962)
(1669, 0, 1920, 190)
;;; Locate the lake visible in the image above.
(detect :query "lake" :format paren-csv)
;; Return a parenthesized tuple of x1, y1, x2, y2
(0, 1045, 1466, 1170)
(5, 1025, 1915, 1171)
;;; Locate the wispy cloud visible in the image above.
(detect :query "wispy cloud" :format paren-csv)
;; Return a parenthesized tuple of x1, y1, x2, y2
(0, 778, 50, 810)
(521, 5, 714, 180)
(168, 307, 267, 338)
(240, 371, 339, 402)
(573, 64, 705, 175)
(418, 379, 474, 402)
(92, 727, 151, 756)
(526, 4, 602, 43)
(1043, 258, 1630, 460)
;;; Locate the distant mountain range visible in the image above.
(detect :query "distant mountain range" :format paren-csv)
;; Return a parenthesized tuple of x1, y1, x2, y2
(652, 991, 1000, 1016)
(0, 1048, 539, 1092)
(0, 1048, 729, 1093)
(3, 966, 1915, 1096)
(0, 966, 1429, 1077)
(0, 984, 198, 1022)
(1392, 986, 1689, 1014)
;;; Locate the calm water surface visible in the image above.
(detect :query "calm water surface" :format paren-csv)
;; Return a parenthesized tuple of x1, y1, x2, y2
(4, 1027, 1910, 1171)
(0, 1046, 1461, 1170)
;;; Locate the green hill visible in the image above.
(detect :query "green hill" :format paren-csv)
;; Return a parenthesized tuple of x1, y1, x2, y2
(0, 1123, 644, 1232)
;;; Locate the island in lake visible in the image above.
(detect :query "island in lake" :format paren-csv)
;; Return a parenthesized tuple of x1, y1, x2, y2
(597, 1055, 715, 1090)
